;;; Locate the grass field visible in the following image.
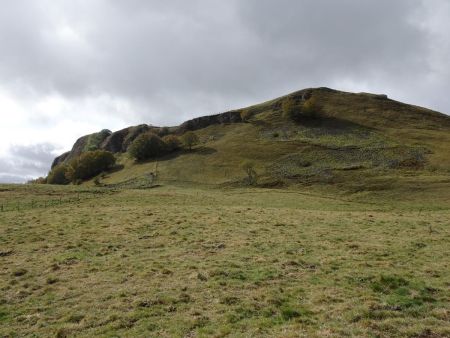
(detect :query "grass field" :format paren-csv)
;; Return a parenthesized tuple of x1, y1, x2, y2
(1, 183, 449, 337)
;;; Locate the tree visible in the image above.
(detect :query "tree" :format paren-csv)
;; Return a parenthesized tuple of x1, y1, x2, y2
(66, 150, 116, 182)
(128, 132, 168, 161)
(47, 164, 71, 185)
(27, 177, 47, 184)
(162, 134, 181, 152)
(241, 161, 257, 185)
(302, 96, 323, 119)
(181, 131, 199, 150)
(281, 97, 300, 121)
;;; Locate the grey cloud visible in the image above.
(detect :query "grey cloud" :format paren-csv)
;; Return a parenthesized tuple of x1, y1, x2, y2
(0, 144, 58, 182)
(1, 0, 448, 117)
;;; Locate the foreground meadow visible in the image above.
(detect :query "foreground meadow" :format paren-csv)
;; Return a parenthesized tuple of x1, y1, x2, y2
(0, 184, 449, 337)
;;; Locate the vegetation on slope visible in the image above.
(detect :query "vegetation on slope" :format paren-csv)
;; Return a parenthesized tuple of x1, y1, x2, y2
(43, 87, 450, 191)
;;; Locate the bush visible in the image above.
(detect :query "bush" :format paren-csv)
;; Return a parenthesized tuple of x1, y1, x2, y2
(128, 132, 168, 161)
(282, 96, 323, 121)
(47, 164, 71, 185)
(181, 131, 199, 150)
(162, 134, 181, 152)
(281, 97, 300, 121)
(66, 150, 116, 182)
(302, 96, 323, 118)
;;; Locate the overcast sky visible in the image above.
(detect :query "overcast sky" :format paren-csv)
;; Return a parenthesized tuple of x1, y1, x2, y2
(0, 0, 449, 183)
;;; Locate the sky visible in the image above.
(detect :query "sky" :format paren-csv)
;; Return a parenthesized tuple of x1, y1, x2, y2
(0, 0, 449, 183)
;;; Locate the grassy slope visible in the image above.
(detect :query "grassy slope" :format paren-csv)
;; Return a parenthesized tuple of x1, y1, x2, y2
(1, 89, 449, 337)
(0, 184, 449, 337)
(96, 88, 450, 200)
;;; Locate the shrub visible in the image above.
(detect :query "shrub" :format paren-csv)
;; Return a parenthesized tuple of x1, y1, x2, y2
(162, 134, 181, 152)
(47, 164, 71, 185)
(240, 109, 253, 122)
(181, 131, 199, 150)
(282, 96, 323, 121)
(128, 132, 167, 161)
(281, 97, 300, 121)
(66, 150, 116, 182)
(302, 96, 323, 119)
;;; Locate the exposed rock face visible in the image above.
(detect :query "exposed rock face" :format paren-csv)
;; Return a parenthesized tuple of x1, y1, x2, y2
(51, 124, 157, 168)
(51, 151, 70, 168)
(178, 111, 242, 133)
(101, 124, 151, 153)
(51, 108, 249, 169)
(51, 108, 251, 169)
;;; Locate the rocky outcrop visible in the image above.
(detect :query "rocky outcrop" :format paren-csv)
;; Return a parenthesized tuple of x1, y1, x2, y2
(101, 124, 151, 153)
(51, 107, 254, 169)
(51, 151, 70, 168)
(177, 111, 242, 133)
(51, 134, 91, 168)
(51, 125, 154, 168)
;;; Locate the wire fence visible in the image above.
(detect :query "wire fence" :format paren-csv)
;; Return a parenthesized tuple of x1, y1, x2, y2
(0, 192, 106, 213)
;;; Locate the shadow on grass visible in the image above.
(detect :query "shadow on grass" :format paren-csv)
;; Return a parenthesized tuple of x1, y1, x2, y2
(133, 146, 218, 164)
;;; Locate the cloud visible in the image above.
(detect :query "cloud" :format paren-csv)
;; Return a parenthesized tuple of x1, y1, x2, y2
(0, 0, 449, 182)
(0, 143, 59, 183)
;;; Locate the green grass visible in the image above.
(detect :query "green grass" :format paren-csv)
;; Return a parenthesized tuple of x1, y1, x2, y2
(1, 183, 449, 337)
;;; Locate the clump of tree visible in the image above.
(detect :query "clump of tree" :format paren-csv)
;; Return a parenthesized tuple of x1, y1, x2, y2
(46, 150, 117, 185)
(301, 96, 323, 118)
(65, 150, 116, 183)
(241, 161, 257, 185)
(281, 97, 298, 121)
(27, 177, 47, 184)
(128, 132, 168, 161)
(162, 134, 181, 152)
(47, 164, 71, 185)
(282, 95, 323, 121)
(181, 131, 199, 151)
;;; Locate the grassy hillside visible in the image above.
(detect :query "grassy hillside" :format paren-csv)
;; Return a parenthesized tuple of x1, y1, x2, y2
(0, 183, 449, 337)
(2, 88, 449, 337)
(87, 88, 450, 194)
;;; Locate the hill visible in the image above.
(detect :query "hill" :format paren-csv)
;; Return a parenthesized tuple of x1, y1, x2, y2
(3, 88, 450, 337)
(50, 87, 450, 193)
